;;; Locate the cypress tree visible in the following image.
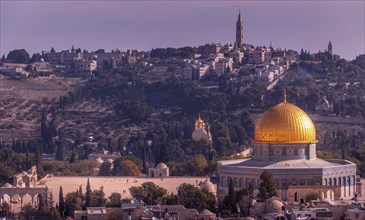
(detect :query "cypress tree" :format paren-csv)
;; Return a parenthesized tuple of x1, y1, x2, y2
(79, 185, 83, 198)
(58, 186, 65, 216)
(70, 152, 76, 163)
(85, 178, 91, 207)
(38, 193, 47, 212)
(48, 190, 54, 208)
(258, 170, 278, 200)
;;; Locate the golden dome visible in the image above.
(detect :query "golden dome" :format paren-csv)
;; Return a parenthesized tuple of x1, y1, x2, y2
(255, 101, 317, 144)
(195, 114, 205, 128)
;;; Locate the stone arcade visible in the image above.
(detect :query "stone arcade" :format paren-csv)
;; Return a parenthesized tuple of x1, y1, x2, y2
(0, 166, 48, 210)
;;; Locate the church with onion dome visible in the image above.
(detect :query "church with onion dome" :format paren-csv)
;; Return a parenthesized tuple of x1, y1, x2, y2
(217, 93, 360, 202)
(192, 114, 212, 142)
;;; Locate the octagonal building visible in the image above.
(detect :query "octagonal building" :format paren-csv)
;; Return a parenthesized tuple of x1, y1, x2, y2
(217, 96, 359, 201)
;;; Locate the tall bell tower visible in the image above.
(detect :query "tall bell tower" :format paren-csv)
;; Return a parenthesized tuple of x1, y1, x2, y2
(235, 10, 244, 49)
(328, 41, 333, 55)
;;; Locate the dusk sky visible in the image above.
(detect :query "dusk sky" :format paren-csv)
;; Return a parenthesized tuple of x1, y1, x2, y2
(0, 1, 364, 60)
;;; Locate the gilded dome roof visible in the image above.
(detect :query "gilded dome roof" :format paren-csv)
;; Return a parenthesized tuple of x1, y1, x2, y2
(195, 114, 206, 128)
(255, 101, 317, 144)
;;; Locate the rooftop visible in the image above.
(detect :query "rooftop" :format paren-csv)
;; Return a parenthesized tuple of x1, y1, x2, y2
(218, 158, 354, 169)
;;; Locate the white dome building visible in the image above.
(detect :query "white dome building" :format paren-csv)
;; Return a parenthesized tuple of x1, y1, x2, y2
(149, 163, 169, 179)
(200, 179, 217, 197)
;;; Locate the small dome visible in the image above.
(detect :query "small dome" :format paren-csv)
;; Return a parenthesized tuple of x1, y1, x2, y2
(255, 101, 317, 144)
(200, 179, 216, 194)
(155, 163, 168, 169)
(2, 183, 13, 188)
(200, 209, 214, 216)
(96, 157, 104, 164)
(266, 198, 284, 214)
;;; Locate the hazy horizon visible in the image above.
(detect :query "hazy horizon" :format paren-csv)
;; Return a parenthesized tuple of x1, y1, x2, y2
(0, 1, 364, 60)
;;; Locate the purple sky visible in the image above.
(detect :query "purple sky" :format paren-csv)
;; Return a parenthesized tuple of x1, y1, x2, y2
(0, 1, 364, 60)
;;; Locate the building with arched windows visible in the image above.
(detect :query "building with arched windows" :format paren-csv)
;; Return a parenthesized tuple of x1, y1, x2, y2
(217, 95, 360, 202)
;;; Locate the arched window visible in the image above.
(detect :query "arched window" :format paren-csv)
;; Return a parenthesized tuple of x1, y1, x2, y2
(227, 177, 232, 186)
(294, 192, 299, 202)
(239, 178, 243, 188)
(221, 177, 226, 187)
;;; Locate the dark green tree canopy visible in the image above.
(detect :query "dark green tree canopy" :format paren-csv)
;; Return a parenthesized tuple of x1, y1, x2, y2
(258, 170, 278, 200)
(177, 183, 216, 212)
(129, 182, 167, 205)
(6, 49, 30, 63)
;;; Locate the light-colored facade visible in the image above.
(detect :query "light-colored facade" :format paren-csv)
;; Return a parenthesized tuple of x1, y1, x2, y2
(217, 95, 358, 202)
(46, 50, 82, 65)
(77, 59, 97, 71)
(148, 163, 169, 178)
(197, 64, 210, 79)
(248, 50, 265, 64)
(234, 50, 244, 64)
(215, 58, 233, 75)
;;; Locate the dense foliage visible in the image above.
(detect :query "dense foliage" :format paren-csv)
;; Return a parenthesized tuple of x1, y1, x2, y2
(129, 182, 167, 205)
(177, 183, 216, 212)
(0, 148, 41, 185)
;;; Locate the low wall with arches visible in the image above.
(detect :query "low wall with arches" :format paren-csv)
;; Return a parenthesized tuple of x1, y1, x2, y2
(287, 185, 341, 203)
(0, 186, 48, 209)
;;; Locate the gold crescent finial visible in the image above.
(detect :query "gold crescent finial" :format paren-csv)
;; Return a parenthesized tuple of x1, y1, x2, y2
(283, 89, 287, 102)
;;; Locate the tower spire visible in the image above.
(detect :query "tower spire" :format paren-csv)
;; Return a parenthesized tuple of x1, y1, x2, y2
(235, 10, 244, 49)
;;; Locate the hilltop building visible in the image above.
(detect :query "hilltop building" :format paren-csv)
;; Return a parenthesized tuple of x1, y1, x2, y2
(217, 93, 359, 202)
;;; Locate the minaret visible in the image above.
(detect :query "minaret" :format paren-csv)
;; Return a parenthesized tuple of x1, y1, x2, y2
(235, 10, 244, 49)
(328, 41, 333, 55)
